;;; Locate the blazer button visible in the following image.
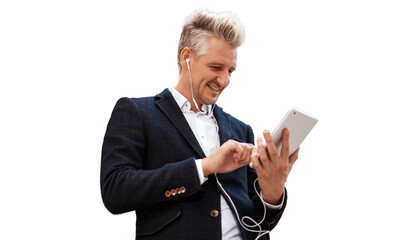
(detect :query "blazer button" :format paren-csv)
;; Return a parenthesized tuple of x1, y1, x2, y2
(171, 189, 177, 196)
(210, 210, 219, 218)
(180, 187, 186, 193)
(165, 191, 171, 198)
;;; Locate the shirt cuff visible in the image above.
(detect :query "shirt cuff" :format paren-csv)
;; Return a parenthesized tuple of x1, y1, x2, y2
(195, 159, 208, 185)
(260, 190, 285, 210)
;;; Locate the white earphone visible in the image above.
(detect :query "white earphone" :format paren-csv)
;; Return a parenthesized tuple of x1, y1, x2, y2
(186, 58, 191, 70)
(186, 56, 268, 239)
(186, 57, 267, 238)
(186, 58, 200, 111)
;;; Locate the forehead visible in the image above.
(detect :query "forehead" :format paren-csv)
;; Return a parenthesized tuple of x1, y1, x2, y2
(200, 37, 237, 66)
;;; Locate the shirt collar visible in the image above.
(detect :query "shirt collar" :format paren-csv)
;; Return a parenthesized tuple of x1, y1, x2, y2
(169, 87, 213, 116)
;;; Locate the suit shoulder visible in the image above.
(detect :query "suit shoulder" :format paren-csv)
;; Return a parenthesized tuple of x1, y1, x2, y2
(114, 96, 156, 108)
(116, 96, 155, 103)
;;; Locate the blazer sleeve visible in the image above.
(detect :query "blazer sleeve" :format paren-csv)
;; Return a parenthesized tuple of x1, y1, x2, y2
(100, 98, 202, 214)
(245, 124, 288, 231)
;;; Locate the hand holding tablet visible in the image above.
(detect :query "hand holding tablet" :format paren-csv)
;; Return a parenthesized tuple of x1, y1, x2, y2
(250, 108, 318, 168)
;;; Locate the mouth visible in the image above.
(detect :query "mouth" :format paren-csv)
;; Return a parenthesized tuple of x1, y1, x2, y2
(207, 83, 221, 92)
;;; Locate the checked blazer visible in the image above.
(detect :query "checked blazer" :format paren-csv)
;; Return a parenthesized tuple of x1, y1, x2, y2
(100, 88, 287, 240)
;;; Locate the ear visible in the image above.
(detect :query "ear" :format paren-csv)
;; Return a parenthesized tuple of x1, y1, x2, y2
(180, 47, 192, 70)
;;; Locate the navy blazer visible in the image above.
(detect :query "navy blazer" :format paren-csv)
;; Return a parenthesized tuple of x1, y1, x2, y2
(101, 89, 287, 240)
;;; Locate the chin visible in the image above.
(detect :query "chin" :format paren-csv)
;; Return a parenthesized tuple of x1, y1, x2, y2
(198, 92, 220, 105)
(205, 97, 219, 105)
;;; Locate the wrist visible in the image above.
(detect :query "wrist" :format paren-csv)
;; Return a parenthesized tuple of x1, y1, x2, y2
(202, 157, 212, 177)
(261, 189, 284, 205)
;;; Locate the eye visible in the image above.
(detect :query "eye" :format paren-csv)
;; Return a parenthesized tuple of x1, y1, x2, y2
(211, 66, 222, 71)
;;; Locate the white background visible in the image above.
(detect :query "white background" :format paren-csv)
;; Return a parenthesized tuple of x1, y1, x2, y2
(1, 0, 398, 239)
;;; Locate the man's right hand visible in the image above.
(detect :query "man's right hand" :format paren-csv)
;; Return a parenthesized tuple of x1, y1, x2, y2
(202, 140, 255, 177)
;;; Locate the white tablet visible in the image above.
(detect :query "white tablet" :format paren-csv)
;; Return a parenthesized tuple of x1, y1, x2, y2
(271, 108, 318, 156)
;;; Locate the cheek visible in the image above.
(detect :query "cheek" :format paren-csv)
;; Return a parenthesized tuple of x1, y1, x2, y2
(226, 77, 231, 86)
(201, 72, 218, 82)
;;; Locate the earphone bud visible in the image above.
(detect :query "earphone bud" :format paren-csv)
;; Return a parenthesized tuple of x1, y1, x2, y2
(186, 58, 190, 70)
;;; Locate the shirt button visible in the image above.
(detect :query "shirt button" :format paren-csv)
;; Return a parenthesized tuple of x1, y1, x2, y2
(210, 210, 219, 218)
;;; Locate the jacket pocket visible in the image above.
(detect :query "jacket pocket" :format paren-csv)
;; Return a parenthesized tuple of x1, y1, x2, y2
(136, 204, 181, 236)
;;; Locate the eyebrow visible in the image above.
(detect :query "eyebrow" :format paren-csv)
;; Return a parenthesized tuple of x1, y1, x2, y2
(207, 62, 224, 66)
(207, 62, 236, 70)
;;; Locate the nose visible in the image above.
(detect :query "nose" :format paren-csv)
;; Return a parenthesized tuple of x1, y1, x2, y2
(217, 70, 230, 88)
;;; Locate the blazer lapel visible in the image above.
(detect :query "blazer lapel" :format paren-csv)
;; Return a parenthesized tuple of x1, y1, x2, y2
(213, 105, 232, 145)
(155, 89, 206, 158)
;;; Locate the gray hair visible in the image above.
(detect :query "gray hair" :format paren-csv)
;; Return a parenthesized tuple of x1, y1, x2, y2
(177, 9, 246, 73)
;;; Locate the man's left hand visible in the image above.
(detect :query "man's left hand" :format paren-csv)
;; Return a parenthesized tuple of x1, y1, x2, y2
(250, 129, 299, 205)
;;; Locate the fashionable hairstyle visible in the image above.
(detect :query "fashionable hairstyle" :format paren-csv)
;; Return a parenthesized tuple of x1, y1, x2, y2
(177, 9, 246, 73)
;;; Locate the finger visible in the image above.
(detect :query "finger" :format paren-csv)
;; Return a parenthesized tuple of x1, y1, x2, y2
(225, 140, 237, 159)
(289, 147, 300, 167)
(249, 144, 257, 159)
(243, 144, 253, 161)
(250, 148, 260, 168)
(256, 137, 267, 166)
(238, 144, 252, 164)
(240, 152, 252, 166)
(280, 129, 290, 160)
(234, 144, 244, 161)
(263, 130, 278, 160)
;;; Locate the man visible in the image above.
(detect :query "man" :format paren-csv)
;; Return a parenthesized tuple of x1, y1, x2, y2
(101, 9, 299, 240)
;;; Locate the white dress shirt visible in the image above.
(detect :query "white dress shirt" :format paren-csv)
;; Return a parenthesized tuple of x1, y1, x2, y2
(169, 87, 283, 240)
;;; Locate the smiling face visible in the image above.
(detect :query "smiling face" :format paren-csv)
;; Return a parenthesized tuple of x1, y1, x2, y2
(177, 37, 237, 110)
